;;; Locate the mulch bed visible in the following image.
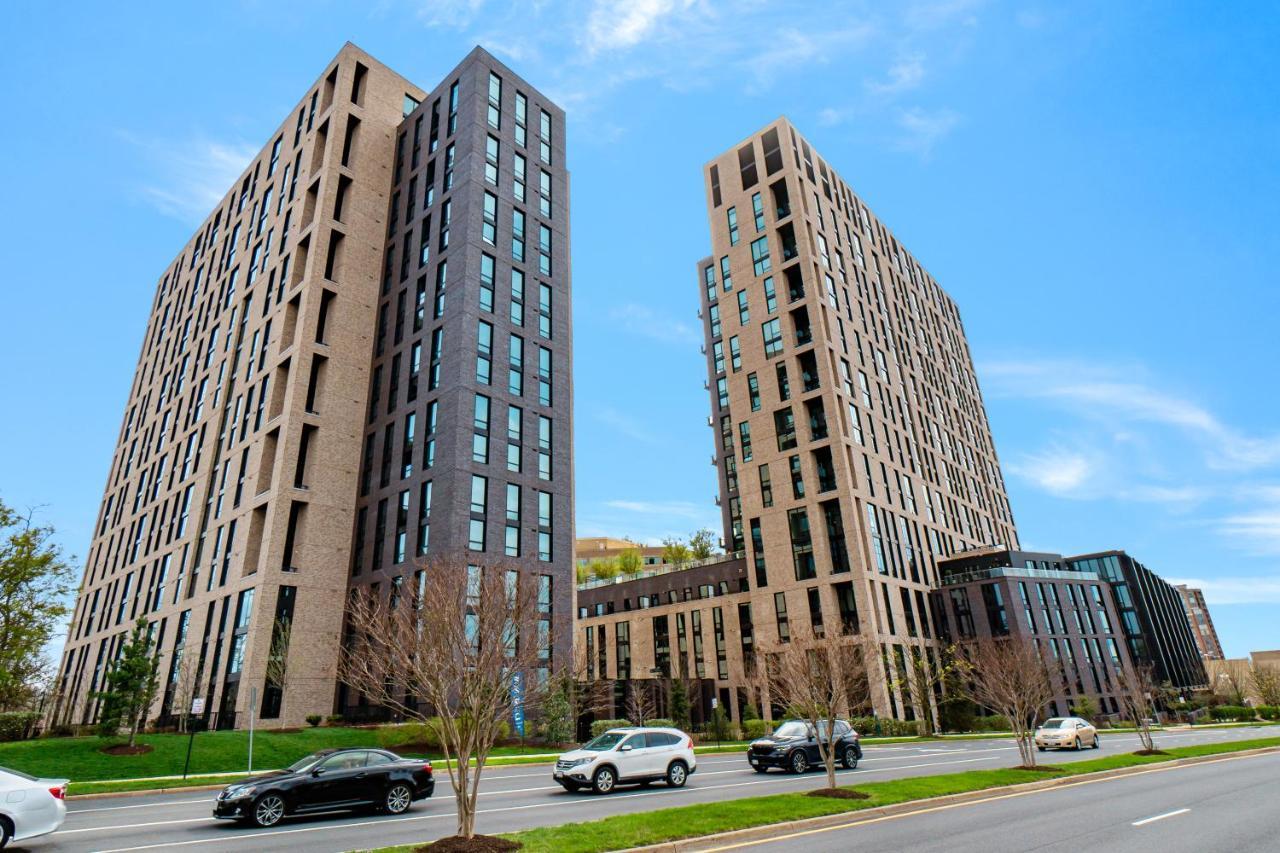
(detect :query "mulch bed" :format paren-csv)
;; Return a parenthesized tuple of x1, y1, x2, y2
(415, 835, 521, 852)
(1134, 749, 1170, 756)
(807, 788, 871, 799)
(100, 744, 154, 756)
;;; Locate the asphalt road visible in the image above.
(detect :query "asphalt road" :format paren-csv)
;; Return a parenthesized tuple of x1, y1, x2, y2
(726, 741, 1280, 853)
(13, 725, 1272, 853)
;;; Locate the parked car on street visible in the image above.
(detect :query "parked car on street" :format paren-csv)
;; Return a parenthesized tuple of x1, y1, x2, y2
(747, 719, 862, 773)
(0, 765, 67, 849)
(213, 748, 434, 827)
(1034, 717, 1100, 751)
(554, 727, 696, 794)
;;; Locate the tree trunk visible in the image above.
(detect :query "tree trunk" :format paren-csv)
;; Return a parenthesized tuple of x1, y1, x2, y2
(825, 750, 837, 790)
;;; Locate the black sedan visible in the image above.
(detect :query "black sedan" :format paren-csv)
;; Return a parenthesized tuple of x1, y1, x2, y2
(213, 748, 434, 827)
(747, 719, 862, 773)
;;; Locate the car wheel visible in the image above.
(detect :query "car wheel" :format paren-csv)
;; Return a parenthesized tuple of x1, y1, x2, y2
(1037, 745, 1046, 752)
(384, 783, 413, 815)
(1074, 738, 1082, 751)
(789, 751, 809, 774)
(667, 760, 689, 788)
(1093, 735, 1101, 749)
(592, 766, 616, 794)
(841, 745, 859, 770)
(251, 793, 287, 828)
(0, 817, 11, 850)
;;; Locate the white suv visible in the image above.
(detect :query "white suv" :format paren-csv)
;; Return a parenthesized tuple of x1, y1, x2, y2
(553, 727, 696, 794)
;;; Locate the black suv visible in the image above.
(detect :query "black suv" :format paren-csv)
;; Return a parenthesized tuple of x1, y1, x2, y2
(213, 748, 434, 827)
(747, 719, 862, 774)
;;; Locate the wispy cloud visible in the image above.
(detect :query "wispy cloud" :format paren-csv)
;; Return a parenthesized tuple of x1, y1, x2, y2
(605, 499, 709, 519)
(895, 106, 961, 156)
(592, 406, 659, 445)
(866, 54, 926, 96)
(1166, 576, 1280, 605)
(416, 0, 488, 28)
(583, 0, 691, 55)
(1006, 446, 1096, 495)
(608, 303, 702, 346)
(120, 132, 257, 224)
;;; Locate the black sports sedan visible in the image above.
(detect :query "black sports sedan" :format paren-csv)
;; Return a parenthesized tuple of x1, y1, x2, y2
(747, 719, 862, 773)
(213, 748, 434, 827)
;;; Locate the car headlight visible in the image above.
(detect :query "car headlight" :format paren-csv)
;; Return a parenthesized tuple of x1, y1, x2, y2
(229, 786, 257, 799)
(564, 758, 590, 767)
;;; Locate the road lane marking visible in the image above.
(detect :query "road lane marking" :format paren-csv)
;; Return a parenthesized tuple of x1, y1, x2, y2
(701, 749, 1279, 850)
(1132, 808, 1190, 826)
(69, 799, 212, 814)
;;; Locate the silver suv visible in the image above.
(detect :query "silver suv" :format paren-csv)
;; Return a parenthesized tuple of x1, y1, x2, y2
(553, 727, 697, 794)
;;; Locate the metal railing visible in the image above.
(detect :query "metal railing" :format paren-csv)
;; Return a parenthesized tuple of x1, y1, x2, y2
(577, 551, 746, 590)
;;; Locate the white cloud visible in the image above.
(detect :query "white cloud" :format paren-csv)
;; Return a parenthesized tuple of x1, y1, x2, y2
(608, 302, 702, 346)
(583, 0, 691, 54)
(1219, 489, 1280, 555)
(417, 0, 487, 28)
(896, 106, 961, 156)
(1166, 576, 1280, 605)
(122, 133, 257, 224)
(1007, 447, 1095, 495)
(866, 54, 926, 96)
(592, 406, 659, 445)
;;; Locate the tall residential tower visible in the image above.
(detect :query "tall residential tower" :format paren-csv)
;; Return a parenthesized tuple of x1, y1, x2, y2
(54, 44, 572, 730)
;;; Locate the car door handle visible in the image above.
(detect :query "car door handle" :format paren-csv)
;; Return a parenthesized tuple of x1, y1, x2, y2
(354, 773, 366, 779)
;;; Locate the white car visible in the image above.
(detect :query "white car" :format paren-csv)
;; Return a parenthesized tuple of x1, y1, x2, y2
(553, 727, 696, 794)
(0, 765, 68, 849)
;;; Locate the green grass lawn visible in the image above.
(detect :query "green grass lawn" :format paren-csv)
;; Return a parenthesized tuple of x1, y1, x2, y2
(496, 736, 1280, 853)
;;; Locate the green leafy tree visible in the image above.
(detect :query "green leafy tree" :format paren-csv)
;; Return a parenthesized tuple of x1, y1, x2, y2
(95, 618, 160, 747)
(1071, 695, 1098, 721)
(669, 678, 691, 730)
(0, 501, 76, 711)
(540, 676, 574, 745)
(661, 538, 692, 568)
(588, 558, 619, 581)
(616, 549, 644, 577)
(688, 528, 717, 560)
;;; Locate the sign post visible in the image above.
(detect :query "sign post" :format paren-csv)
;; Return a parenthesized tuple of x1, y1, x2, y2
(182, 697, 205, 780)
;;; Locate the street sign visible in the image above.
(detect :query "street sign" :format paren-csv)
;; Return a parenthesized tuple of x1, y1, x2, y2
(191, 697, 205, 715)
(510, 673, 525, 737)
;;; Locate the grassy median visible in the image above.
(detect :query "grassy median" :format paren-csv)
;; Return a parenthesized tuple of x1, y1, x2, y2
(493, 736, 1280, 853)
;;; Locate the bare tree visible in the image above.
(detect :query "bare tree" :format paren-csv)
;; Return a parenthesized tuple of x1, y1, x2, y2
(760, 627, 881, 791)
(1115, 663, 1160, 752)
(1250, 662, 1280, 707)
(626, 680, 657, 725)
(339, 558, 543, 841)
(168, 646, 199, 734)
(263, 617, 291, 727)
(891, 642, 960, 736)
(956, 638, 1054, 768)
(1215, 659, 1251, 706)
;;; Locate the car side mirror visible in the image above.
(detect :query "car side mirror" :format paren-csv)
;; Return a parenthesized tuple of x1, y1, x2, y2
(312, 767, 325, 776)
(619, 744, 633, 752)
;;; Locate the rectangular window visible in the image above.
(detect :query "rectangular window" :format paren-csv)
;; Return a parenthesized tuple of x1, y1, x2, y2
(482, 192, 497, 245)
(726, 207, 739, 245)
(538, 346, 552, 405)
(774, 592, 790, 642)
(759, 464, 773, 508)
(750, 236, 771, 275)
(748, 372, 760, 410)
(762, 318, 783, 357)
(484, 134, 500, 185)
(752, 192, 765, 231)
(476, 321, 493, 384)
(737, 290, 750, 325)
(480, 254, 495, 313)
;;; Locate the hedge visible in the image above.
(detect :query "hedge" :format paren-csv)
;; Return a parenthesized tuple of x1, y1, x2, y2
(0, 713, 39, 743)
(1210, 705, 1255, 722)
(1257, 706, 1280, 721)
(591, 719, 633, 738)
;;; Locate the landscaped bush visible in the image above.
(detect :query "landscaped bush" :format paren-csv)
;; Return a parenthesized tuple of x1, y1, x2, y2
(0, 713, 39, 742)
(848, 716, 918, 737)
(743, 719, 768, 740)
(1256, 706, 1280, 721)
(1210, 705, 1254, 722)
(970, 715, 1012, 732)
(645, 719, 676, 730)
(591, 718, 633, 738)
(305, 714, 322, 727)
(324, 714, 346, 726)
(43, 723, 75, 739)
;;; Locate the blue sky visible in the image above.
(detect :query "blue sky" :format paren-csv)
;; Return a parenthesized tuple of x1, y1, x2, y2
(1, 1, 1276, 659)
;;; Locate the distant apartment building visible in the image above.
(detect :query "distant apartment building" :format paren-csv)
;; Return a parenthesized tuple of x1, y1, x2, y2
(932, 548, 1132, 717)
(1066, 551, 1207, 693)
(577, 118, 1021, 723)
(54, 43, 573, 730)
(576, 537, 665, 568)
(1175, 584, 1224, 660)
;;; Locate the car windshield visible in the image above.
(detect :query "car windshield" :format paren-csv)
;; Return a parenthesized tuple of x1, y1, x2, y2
(0, 765, 37, 782)
(286, 752, 329, 773)
(1040, 719, 1068, 729)
(583, 732, 627, 751)
(773, 721, 811, 738)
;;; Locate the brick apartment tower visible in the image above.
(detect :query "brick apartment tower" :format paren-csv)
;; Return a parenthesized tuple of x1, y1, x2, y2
(53, 43, 572, 730)
(698, 118, 1018, 718)
(1175, 584, 1224, 660)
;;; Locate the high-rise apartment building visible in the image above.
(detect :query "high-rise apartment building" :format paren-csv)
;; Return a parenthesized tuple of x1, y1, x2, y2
(1175, 583, 1224, 660)
(53, 43, 572, 730)
(575, 117, 1019, 725)
(697, 118, 1019, 718)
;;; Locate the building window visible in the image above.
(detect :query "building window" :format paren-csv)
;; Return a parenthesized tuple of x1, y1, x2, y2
(469, 475, 487, 551)
(773, 592, 790, 643)
(762, 318, 783, 357)
(482, 192, 497, 245)
(750, 236, 771, 275)
(477, 320, 493, 384)
(726, 207, 739, 245)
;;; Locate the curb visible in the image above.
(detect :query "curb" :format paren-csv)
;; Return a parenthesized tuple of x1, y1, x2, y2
(623, 745, 1280, 852)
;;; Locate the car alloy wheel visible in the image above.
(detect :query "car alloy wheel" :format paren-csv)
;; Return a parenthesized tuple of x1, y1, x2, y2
(790, 751, 809, 774)
(593, 766, 616, 794)
(1074, 738, 1082, 751)
(842, 746, 859, 769)
(385, 783, 413, 814)
(253, 794, 286, 827)
(667, 761, 688, 788)
(1093, 735, 1101, 749)
(0, 818, 11, 850)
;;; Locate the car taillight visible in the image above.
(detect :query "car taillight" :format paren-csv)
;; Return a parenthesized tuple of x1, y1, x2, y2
(49, 785, 66, 800)
(422, 762, 433, 776)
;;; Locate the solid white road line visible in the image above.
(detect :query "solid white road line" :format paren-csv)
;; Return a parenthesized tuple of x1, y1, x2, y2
(1132, 808, 1190, 827)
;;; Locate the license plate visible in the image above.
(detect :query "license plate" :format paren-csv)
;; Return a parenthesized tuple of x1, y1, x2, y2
(554, 771, 563, 778)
